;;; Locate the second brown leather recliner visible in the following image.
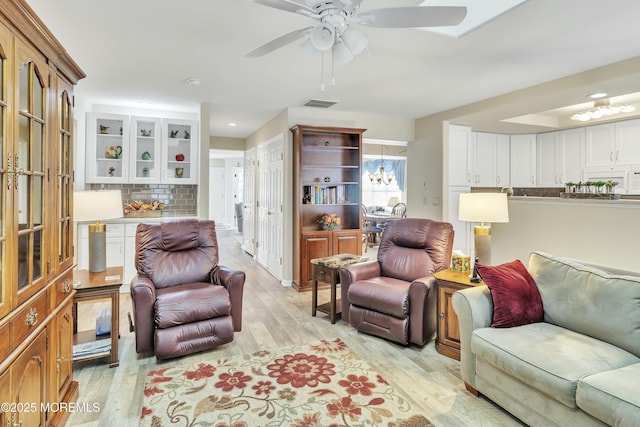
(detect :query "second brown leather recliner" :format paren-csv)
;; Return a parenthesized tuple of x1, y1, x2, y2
(339, 218, 454, 346)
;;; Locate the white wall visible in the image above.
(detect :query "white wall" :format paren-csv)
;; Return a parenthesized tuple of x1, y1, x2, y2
(492, 198, 640, 272)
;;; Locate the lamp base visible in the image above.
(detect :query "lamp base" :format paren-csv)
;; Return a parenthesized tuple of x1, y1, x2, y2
(473, 225, 492, 266)
(88, 228, 107, 273)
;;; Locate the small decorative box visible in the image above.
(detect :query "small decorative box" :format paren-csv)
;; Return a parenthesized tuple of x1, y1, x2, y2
(452, 255, 471, 273)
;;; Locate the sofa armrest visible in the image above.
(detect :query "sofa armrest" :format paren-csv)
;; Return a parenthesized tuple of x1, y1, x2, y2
(212, 265, 246, 331)
(451, 285, 493, 389)
(130, 274, 157, 354)
(339, 260, 381, 323)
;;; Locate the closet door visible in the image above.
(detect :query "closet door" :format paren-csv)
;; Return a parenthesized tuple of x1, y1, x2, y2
(242, 148, 256, 255)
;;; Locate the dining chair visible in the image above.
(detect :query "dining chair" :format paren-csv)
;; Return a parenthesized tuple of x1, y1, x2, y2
(361, 204, 383, 253)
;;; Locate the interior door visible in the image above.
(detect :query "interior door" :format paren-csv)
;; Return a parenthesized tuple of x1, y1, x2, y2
(209, 166, 225, 223)
(256, 145, 270, 267)
(267, 137, 284, 279)
(242, 148, 256, 255)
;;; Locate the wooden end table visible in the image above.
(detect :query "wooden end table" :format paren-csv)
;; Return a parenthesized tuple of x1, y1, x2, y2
(72, 266, 123, 368)
(434, 269, 484, 360)
(311, 254, 367, 324)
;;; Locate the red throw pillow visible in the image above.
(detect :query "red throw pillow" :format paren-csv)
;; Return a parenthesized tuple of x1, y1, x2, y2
(475, 260, 543, 328)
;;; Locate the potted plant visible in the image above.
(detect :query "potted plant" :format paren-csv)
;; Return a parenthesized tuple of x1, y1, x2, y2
(593, 181, 606, 193)
(605, 180, 619, 193)
(564, 182, 576, 193)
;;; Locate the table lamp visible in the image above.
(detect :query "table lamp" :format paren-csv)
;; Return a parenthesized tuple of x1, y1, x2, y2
(387, 196, 400, 209)
(458, 192, 509, 266)
(74, 190, 123, 272)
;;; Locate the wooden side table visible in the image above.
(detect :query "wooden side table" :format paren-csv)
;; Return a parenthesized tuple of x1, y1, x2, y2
(434, 269, 484, 360)
(311, 254, 367, 324)
(72, 266, 123, 368)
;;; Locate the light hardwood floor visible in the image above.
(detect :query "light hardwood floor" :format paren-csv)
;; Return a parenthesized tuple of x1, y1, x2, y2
(68, 228, 525, 427)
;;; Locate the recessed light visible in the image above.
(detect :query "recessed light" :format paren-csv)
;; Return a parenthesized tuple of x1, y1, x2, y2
(228, 123, 237, 127)
(588, 92, 608, 99)
(186, 78, 201, 87)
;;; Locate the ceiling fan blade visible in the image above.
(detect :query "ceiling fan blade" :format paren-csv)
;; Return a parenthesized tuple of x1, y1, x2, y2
(249, 0, 317, 15)
(357, 6, 467, 28)
(245, 27, 313, 58)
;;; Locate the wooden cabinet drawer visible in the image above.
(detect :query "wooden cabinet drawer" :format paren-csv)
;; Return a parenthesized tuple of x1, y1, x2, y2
(0, 323, 9, 361)
(53, 270, 75, 306)
(11, 292, 48, 349)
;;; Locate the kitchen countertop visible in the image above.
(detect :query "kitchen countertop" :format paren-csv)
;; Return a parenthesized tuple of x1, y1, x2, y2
(509, 196, 640, 207)
(77, 215, 200, 224)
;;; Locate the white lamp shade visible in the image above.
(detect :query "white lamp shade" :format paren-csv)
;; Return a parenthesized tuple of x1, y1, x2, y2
(310, 24, 335, 51)
(74, 190, 123, 222)
(341, 26, 368, 55)
(387, 197, 400, 207)
(332, 40, 354, 64)
(458, 192, 509, 223)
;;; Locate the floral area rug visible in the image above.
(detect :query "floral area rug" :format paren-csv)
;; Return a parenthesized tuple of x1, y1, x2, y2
(141, 338, 433, 427)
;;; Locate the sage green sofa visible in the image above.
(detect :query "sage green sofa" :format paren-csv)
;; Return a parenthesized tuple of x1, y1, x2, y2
(452, 251, 640, 427)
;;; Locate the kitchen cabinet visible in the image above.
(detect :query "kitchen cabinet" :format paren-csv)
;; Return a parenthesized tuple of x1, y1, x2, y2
(449, 127, 509, 188)
(496, 134, 510, 187)
(510, 134, 537, 187)
(129, 116, 162, 182)
(161, 119, 199, 184)
(447, 186, 471, 255)
(585, 120, 640, 167)
(86, 115, 199, 184)
(85, 112, 130, 183)
(448, 125, 472, 186)
(537, 128, 584, 187)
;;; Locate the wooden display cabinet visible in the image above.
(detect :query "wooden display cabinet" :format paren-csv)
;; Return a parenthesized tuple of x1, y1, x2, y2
(0, 2, 84, 426)
(291, 125, 365, 291)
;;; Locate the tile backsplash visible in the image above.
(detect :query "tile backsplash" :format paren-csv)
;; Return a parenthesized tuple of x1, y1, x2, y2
(89, 184, 197, 216)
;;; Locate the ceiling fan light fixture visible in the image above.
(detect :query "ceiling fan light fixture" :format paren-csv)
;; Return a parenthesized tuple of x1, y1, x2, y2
(341, 26, 368, 55)
(332, 39, 354, 64)
(310, 24, 335, 51)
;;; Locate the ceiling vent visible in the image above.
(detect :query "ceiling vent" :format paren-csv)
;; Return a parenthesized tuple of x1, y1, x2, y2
(304, 98, 339, 108)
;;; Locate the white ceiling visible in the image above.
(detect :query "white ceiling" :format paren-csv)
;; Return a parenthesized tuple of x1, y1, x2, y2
(25, 0, 640, 138)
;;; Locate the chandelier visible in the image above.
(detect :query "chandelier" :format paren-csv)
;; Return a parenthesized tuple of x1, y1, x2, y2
(368, 147, 394, 186)
(571, 101, 636, 122)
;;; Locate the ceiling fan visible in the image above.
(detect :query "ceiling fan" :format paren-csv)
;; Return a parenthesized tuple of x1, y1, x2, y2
(246, 0, 468, 64)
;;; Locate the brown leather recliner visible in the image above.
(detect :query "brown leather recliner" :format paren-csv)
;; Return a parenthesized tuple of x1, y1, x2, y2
(339, 218, 453, 346)
(130, 219, 244, 360)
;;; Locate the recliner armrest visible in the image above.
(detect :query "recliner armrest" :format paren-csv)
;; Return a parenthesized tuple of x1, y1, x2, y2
(451, 285, 493, 389)
(130, 274, 157, 354)
(338, 260, 381, 323)
(211, 265, 245, 331)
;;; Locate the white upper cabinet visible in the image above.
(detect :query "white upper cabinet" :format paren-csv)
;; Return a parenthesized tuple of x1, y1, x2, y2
(86, 113, 199, 184)
(449, 124, 472, 186)
(496, 134, 510, 187)
(85, 112, 130, 183)
(129, 116, 162, 183)
(585, 119, 640, 167)
(614, 119, 640, 165)
(471, 132, 497, 186)
(161, 119, 199, 184)
(510, 134, 536, 187)
(536, 128, 584, 187)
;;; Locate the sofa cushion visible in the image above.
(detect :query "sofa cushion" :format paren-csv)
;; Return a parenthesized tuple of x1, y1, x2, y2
(472, 322, 640, 408)
(155, 282, 231, 328)
(577, 363, 640, 427)
(476, 259, 543, 328)
(528, 251, 640, 357)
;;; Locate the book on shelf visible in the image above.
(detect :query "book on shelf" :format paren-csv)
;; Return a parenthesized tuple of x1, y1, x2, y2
(303, 185, 347, 204)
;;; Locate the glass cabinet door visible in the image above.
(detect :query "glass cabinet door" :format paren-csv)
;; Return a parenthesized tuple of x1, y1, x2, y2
(56, 79, 74, 272)
(162, 119, 199, 184)
(85, 112, 129, 183)
(0, 28, 8, 319)
(130, 116, 161, 182)
(15, 41, 49, 305)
